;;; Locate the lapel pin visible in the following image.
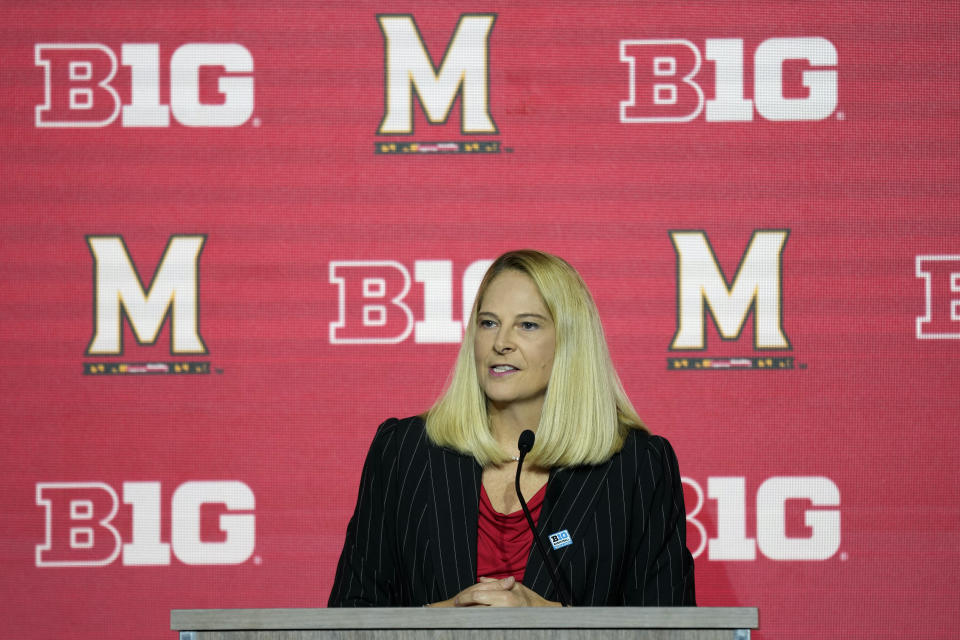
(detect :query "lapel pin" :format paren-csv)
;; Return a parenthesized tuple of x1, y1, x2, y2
(548, 529, 572, 550)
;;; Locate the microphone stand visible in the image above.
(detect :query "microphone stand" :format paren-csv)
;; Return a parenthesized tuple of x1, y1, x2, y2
(515, 430, 572, 607)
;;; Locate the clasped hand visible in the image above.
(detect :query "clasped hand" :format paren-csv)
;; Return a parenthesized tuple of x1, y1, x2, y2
(430, 576, 561, 607)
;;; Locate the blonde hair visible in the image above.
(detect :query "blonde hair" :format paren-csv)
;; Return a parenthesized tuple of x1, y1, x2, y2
(424, 250, 646, 467)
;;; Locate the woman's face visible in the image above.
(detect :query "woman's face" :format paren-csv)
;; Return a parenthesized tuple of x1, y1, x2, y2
(474, 270, 556, 421)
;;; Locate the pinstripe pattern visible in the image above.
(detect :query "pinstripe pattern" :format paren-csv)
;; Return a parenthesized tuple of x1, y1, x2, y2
(328, 417, 695, 607)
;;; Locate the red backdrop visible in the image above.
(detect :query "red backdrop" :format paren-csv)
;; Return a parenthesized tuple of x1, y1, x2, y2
(2, 2, 958, 638)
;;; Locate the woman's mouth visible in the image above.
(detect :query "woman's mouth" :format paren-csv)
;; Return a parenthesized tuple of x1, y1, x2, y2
(489, 365, 518, 377)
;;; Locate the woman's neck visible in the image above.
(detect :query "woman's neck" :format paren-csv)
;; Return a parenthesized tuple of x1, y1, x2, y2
(488, 401, 543, 455)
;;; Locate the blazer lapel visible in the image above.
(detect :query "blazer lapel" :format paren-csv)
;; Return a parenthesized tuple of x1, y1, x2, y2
(524, 461, 612, 602)
(427, 444, 481, 601)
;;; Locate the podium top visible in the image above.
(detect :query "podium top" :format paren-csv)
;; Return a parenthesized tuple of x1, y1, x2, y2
(171, 607, 758, 631)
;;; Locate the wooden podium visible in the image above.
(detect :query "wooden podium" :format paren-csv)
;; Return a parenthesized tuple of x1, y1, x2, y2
(171, 607, 758, 640)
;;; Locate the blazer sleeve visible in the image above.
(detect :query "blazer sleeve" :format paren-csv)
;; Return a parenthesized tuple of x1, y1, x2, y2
(328, 419, 402, 606)
(620, 434, 696, 606)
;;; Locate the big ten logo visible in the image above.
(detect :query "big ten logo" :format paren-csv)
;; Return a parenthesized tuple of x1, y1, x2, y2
(35, 43, 254, 128)
(377, 13, 497, 136)
(683, 476, 841, 561)
(670, 230, 790, 351)
(35, 481, 255, 566)
(620, 37, 837, 123)
(915, 255, 960, 339)
(329, 259, 493, 344)
(86, 235, 205, 357)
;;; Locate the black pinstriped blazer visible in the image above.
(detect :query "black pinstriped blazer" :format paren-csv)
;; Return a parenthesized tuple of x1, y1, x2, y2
(328, 416, 695, 607)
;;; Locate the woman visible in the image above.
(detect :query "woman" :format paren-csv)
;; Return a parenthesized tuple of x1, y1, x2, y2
(328, 250, 695, 607)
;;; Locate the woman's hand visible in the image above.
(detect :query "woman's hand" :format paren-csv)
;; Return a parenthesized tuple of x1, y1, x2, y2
(428, 576, 562, 607)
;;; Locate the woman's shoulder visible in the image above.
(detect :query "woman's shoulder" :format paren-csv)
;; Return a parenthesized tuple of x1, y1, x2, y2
(375, 414, 426, 435)
(617, 428, 681, 471)
(368, 415, 431, 456)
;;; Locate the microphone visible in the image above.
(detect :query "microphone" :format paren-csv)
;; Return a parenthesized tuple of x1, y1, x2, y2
(515, 429, 572, 607)
(518, 429, 535, 456)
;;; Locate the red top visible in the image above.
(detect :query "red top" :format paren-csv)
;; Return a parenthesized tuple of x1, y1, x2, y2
(476, 483, 547, 582)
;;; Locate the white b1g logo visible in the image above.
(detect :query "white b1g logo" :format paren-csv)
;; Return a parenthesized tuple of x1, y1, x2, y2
(35, 43, 254, 127)
(684, 476, 840, 561)
(36, 481, 255, 566)
(620, 37, 838, 122)
(329, 259, 493, 344)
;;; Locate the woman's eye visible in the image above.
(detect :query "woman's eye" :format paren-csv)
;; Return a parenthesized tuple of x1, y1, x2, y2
(479, 319, 496, 329)
(520, 321, 539, 330)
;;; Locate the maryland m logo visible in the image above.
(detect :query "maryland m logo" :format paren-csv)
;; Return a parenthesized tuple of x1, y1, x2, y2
(378, 13, 497, 135)
(670, 230, 790, 350)
(86, 235, 206, 355)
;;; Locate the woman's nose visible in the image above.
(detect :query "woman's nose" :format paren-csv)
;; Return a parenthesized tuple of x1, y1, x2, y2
(494, 328, 515, 353)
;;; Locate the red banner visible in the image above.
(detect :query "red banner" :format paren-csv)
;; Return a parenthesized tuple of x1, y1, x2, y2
(2, 2, 958, 638)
